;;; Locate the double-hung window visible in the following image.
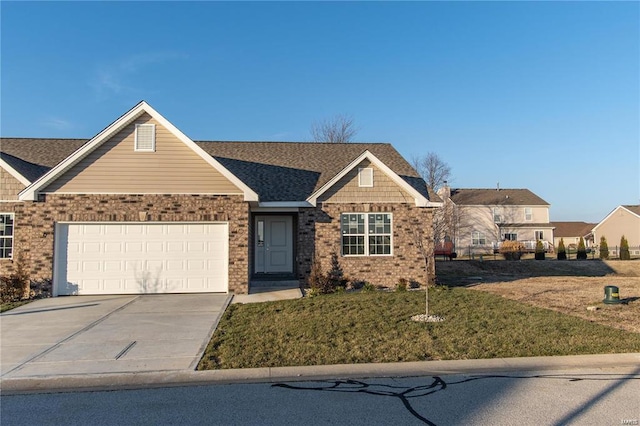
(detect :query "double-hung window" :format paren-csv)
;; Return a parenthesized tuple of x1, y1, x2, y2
(471, 231, 486, 246)
(0, 213, 14, 259)
(341, 213, 392, 256)
(524, 207, 533, 221)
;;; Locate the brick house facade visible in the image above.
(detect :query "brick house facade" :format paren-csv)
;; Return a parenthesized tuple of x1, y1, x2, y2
(1, 101, 440, 295)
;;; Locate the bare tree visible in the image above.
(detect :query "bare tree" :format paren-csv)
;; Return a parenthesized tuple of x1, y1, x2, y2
(310, 114, 358, 143)
(411, 152, 451, 192)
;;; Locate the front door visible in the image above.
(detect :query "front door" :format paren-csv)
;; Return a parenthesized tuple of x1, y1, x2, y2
(255, 216, 293, 274)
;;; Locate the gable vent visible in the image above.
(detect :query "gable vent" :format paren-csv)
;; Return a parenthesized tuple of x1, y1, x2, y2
(358, 167, 374, 187)
(135, 124, 156, 152)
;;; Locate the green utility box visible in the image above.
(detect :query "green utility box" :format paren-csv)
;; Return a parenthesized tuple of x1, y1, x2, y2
(603, 286, 621, 304)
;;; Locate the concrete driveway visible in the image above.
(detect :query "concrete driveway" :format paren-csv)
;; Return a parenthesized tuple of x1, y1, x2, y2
(0, 294, 230, 379)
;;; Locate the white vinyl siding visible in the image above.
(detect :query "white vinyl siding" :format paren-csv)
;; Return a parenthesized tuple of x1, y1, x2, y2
(135, 123, 156, 152)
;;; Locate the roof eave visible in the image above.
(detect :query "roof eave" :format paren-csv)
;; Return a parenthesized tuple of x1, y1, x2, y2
(0, 157, 31, 187)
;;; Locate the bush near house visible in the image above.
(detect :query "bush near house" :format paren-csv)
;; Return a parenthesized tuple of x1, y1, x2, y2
(557, 238, 567, 260)
(535, 240, 545, 260)
(599, 236, 609, 260)
(577, 237, 588, 260)
(500, 240, 525, 260)
(620, 235, 631, 260)
(0, 261, 30, 303)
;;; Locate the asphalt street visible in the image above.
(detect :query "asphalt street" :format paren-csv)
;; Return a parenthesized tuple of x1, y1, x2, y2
(2, 367, 638, 425)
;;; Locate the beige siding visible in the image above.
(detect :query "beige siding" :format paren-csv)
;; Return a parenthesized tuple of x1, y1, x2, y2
(594, 208, 640, 247)
(319, 160, 413, 204)
(492, 205, 548, 223)
(1, 167, 26, 201)
(42, 113, 242, 194)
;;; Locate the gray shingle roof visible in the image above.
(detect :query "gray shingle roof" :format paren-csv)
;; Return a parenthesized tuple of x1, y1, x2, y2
(1, 138, 432, 202)
(450, 188, 549, 206)
(551, 221, 596, 237)
(622, 205, 640, 216)
(195, 141, 428, 202)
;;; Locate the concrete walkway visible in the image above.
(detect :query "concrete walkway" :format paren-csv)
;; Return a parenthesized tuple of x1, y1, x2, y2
(1, 294, 230, 379)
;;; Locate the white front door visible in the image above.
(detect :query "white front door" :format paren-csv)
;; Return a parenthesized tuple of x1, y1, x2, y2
(255, 216, 293, 273)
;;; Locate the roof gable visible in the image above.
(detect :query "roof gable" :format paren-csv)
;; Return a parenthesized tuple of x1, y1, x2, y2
(18, 102, 258, 201)
(307, 150, 436, 207)
(593, 205, 640, 231)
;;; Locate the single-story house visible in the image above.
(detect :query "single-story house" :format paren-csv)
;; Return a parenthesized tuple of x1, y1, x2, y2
(591, 205, 640, 255)
(551, 221, 596, 249)
(0, 101, 441, 296)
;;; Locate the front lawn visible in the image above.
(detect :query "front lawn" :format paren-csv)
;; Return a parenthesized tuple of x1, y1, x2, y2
(198, 288, 640, 370)
(0, 300, 30, 313)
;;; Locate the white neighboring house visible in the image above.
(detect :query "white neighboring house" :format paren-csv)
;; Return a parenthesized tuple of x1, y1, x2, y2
(591, 205, 640, 256)
(436, 185, 554, 256)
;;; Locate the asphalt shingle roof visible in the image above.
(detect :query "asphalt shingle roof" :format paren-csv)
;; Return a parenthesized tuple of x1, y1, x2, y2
(1, 138, 432, 202)
(550, 222, 596, 237)
(450, 188, 549, 206)
(622, 205, 640, 216)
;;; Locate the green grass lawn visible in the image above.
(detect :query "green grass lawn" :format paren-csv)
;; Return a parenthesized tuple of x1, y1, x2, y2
(198, 287, 640, 370)
(0, 300, 30, 313)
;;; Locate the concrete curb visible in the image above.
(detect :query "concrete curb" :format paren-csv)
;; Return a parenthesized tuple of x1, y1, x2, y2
(2, 353, 639, 395)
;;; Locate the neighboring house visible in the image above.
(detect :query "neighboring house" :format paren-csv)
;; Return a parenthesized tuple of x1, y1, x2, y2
(591, 205, 640, 255)
(0, 101, 441, 296)
(551, 221, 596, 249)
(436, 186, 554, 255)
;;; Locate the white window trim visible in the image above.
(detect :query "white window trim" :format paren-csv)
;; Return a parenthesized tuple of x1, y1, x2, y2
(358, 168, 374, 188)
(0, 213, 15, 259)
(341, 213, 393, 257)
(472, 231, 486, 246)
(524, 207, 533, 222)
(135, 123, 156, 152)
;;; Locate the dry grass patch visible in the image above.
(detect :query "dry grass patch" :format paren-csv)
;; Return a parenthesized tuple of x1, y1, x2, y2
(438, 259, 640, 333)
(469, 276, 640, 333)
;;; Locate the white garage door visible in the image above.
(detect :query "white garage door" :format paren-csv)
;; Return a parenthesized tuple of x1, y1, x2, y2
(54, 223, 228, 296)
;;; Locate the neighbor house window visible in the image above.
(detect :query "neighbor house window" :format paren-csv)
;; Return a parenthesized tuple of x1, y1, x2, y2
(471, 231, 486, 246)
(524, 207, 533, 221)
(493, 208, 502, 223)
(504, 233, 517, 241)
(135, 123, 156, 152)
(341, 213, 392, 256)
(535, 230, 544, 240)
(0, 213, 14, 259)
(358, 168, 373, 187)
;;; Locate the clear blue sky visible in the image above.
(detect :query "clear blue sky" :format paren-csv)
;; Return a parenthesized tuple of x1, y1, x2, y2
(2, 1, 638, 223)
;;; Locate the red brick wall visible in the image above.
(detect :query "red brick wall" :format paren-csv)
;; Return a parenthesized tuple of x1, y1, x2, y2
(296, 203, 435, 288)
(0, 194, 250, 294)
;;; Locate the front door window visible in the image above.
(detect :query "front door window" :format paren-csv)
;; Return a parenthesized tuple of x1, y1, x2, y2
(255, 216, 293, 274)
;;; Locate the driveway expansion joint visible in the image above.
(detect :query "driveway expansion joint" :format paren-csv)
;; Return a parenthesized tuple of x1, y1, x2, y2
(1, 296, 141, 378)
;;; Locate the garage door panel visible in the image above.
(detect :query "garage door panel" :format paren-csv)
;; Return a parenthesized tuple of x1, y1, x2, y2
(55, 223, 228, 295)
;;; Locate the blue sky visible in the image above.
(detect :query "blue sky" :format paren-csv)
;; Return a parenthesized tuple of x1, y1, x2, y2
(1, 1, 638, 222)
